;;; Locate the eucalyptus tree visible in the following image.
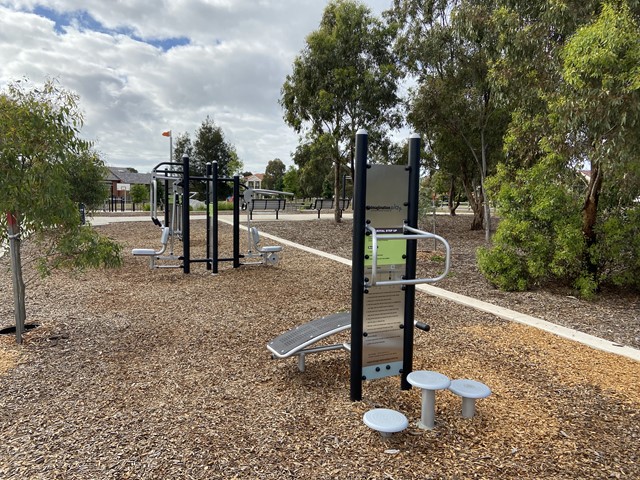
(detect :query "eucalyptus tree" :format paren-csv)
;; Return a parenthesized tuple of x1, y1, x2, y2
(290, 136, 334, 198)
(480, 1, 640, 296)
(0, 79, 122, 343)
(281, 0, 402, 222)
(388, 0, 510, 236)
(262, 158, 286, 191)
(282, 166, 303, 198)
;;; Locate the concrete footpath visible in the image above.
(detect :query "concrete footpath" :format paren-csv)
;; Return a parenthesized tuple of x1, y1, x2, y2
(92, 213, 639, 362)
(89, 211, 351, 226)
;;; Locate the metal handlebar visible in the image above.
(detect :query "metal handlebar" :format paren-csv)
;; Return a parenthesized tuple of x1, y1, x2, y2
(365, 224, 451, 287)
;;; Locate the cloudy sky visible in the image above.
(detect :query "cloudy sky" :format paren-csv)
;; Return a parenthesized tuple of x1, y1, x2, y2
(0, 0, 400, 174)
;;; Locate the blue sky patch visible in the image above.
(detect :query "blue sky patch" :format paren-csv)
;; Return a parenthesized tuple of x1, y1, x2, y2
(32, 5, 190, 52)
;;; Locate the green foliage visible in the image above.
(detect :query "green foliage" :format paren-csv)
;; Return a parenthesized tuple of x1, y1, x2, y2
(262, 158, 286, 191)
(130, 184, 149, 205)
(36, 226, 123, 276)
(172, 132, 193, 162)
(282, 166, 302, 198)
(191, 116, 242, 200)
(0, 79, 89, 229)
(478, 161, 585, 291)
(562, 3, 640, 93)
(64, 150, 110, 209)
(281, 0, 401, 218)
(0, 77, 123, 325)
(291, 136, 333, 198)
(478, 1, 640, 296)
(390, 0, 510, 231)
(477, 245, 529, 291)
(590, 206, 640, 290)
(557, 2, 640, 172)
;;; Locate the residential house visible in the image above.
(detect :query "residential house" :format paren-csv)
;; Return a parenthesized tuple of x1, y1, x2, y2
(244, 173, 264, 189)
(106, 167, 153, 199)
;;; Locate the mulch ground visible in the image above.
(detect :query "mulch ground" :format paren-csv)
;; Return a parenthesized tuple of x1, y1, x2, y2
(0, 215, 638, 479)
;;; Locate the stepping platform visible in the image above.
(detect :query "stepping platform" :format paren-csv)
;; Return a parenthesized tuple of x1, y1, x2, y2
(448, 379, 491, 418)
(267, 312, 351, 371)
(407, 370, 451, 430)
(363, 408, 409, 437)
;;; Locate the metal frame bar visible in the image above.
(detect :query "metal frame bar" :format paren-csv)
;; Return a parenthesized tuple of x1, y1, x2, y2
(350, 129, 368, 402)
(365, 225, 451, 287)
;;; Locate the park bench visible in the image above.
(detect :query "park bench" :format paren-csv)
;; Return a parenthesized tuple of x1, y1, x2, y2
(311, 198, 351, 218)
(244, 198, 286, 219)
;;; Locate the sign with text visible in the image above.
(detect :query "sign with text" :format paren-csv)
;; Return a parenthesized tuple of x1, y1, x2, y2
(362, 165, 409, 380)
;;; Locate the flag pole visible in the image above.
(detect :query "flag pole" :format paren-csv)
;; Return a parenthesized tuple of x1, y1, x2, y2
(162, 130, 173, 226)
(162, 130, 173, 162)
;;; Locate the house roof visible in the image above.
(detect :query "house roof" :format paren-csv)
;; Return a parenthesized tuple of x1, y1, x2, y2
(104, 170, 120, 182)
(107, 168, 153, 185)
(245, 173, 264, 182)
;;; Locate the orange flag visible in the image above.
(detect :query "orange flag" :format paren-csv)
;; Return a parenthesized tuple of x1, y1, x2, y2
(162, 130, 171, 137)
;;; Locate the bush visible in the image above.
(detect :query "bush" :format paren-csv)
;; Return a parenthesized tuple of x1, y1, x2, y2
(478, 161, 585, 292)
(477, 244, 529, 291)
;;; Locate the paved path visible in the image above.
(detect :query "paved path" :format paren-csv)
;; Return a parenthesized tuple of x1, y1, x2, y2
(89, 212, 352, 226)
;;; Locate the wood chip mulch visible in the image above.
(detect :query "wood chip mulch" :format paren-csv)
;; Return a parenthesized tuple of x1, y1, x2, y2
(0, 215, 638, 479)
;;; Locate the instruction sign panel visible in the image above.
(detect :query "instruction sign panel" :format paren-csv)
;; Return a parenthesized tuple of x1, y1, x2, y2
(362, 165, 409, 380)
(364, 236, 406, 267)
(362, 285, 405, 379)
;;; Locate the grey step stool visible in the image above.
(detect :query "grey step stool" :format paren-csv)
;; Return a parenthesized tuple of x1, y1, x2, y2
(406, 370, 451, 429)
(448, 379, 491, 418)
(363, 408, 409, 437)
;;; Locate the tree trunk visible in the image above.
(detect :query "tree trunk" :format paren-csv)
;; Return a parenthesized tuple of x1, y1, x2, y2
(582, 162, 603, 276)
(460, 168, 484, 230)
(447, 176, 457, 216)
(470, 203, 484, 230)
(334, 160, 342, 223)
(480, 130, 491, 242)
(6, 212, 26, 344)
(333, 140, 342, 224)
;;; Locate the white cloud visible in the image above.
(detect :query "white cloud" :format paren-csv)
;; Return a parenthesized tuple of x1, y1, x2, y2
(0, 0, 397, 173)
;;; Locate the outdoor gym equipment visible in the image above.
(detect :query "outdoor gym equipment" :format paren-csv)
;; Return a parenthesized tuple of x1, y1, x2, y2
(267, 131, 451, 401)
(242, 187, 292, 265)
(131, 226, 171, 268)
(247, 227, 282, 265)
(132, 154, 243, 272)
(132, 154, 292, 272)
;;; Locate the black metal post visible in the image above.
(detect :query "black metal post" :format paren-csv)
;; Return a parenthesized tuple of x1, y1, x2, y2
(350, 129, 368, 402)
(401, 133, 421, 390)
(232, 175, 240, 268)
(206, 163, 212, 270)
(164, 175, 169, 228)
(182, 154, 190, 274)
(212, 162, 219, 274)
(342, 174, 347, 202)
